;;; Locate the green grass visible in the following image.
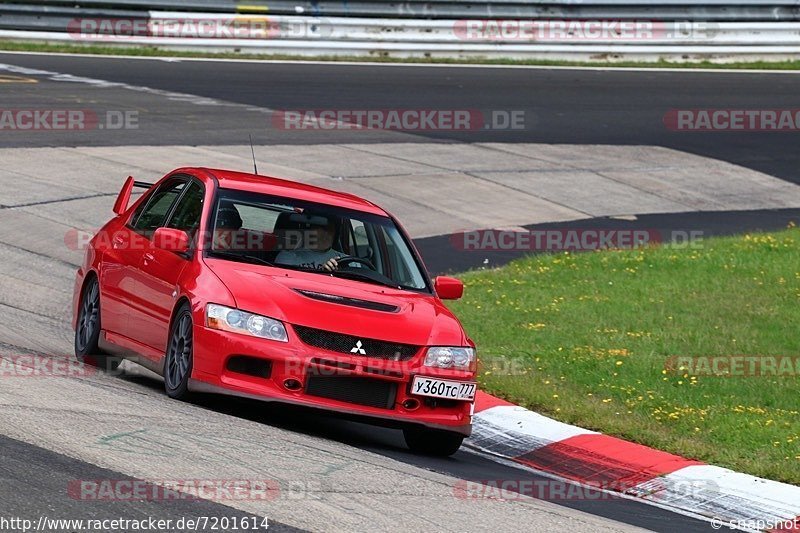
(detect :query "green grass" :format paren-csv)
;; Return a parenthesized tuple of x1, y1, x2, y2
(4, 39, 800, 70)
(449, 228, 800, 484)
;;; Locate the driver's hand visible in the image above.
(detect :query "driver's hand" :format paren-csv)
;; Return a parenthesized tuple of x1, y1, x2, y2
(322, 257, 341, 272)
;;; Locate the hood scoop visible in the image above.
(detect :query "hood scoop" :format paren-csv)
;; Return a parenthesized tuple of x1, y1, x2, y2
(293, 289, 400, 313)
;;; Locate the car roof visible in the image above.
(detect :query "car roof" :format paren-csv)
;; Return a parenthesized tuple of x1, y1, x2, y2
(185, 167, 389, 216)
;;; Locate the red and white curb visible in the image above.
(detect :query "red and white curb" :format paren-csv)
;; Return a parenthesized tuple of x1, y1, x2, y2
(468, 392, 800, 531)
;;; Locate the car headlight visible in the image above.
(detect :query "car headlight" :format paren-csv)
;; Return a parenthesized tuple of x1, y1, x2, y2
(424, 347, 475, 371)
(206, 304, 288, 342)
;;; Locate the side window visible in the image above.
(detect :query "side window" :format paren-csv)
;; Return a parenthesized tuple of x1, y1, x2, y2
(131, 180, 186, 235)
(166, 182, 204, 236)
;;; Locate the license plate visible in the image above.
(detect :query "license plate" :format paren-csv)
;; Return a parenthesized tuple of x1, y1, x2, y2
(411, 376, 476, 401)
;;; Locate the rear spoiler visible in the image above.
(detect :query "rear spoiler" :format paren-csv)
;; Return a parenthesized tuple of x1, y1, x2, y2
(113, 177, 154, 215)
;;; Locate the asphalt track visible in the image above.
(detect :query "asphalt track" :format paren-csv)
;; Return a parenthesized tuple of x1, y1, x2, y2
(3, 51, 799, 274)
(1, 51, 795, 532)
(2, 53, 800, 185)
(0, 434, 303, 533)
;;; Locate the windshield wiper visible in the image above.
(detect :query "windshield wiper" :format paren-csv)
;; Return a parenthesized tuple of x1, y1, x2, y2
(329, 269, 403, 290)
(209, 250, 274, 267)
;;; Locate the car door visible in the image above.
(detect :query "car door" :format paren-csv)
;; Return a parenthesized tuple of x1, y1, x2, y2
(122, 177, 188, 349)
(134, 179, 204, 354)
(100, 179, 185, 338)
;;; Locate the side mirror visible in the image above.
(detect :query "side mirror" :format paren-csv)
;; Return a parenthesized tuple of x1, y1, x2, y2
(434, 276, 464, 300)
(112, 176, 135, 215)
(153, 227, 190, 254)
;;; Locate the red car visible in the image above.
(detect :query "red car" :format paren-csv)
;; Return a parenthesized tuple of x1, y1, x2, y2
(72, 168, 477, 456)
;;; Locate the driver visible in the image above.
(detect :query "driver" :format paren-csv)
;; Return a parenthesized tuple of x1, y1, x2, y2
(275, 216, 345, 272)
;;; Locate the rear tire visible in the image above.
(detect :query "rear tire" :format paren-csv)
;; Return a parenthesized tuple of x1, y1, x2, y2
(74, 277, 120, 372)
(164, 303, 194, 401)
(403, 427, 464, 457)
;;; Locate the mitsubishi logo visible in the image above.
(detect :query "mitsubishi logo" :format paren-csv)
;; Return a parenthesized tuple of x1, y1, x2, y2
(350, 340, 366, 355)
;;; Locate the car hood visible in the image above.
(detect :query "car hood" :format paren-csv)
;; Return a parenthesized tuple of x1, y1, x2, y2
(204, 259, 467, 346)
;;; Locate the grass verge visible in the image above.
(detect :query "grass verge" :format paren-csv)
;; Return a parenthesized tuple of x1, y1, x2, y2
(449, 228, 800, 485)
(4, 40, 800, 70)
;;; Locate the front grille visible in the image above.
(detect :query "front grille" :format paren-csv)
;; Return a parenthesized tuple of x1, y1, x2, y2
(305, 374, 397, 409)
(293, 325, 419, 361)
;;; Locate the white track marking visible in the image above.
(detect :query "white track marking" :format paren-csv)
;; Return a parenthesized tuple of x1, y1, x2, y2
(2, 49, 800, 74)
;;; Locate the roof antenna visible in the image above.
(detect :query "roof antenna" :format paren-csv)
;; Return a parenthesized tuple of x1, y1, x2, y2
(249, 134, 258, 175)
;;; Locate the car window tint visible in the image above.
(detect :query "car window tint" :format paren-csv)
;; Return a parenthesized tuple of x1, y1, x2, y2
(132, 180, 186, 234)
(166, 182, 204, 235)
(210, 189, 429, 291)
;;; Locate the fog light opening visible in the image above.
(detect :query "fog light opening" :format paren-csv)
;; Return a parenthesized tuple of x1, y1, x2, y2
(284, 378, 302, 391)
(402, 398, 420, 411)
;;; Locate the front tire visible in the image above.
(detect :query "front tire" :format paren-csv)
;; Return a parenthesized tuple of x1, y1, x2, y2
(74, 277, 119, 372)
(403, 427, 464, 457)
(164, 303, 194, 400)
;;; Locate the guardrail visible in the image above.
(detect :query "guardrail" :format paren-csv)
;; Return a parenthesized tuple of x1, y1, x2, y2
(2, 3, 800, 61)
(5, 0, 800, 21)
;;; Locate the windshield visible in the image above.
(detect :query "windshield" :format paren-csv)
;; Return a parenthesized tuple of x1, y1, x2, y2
(207, 189, 429, 291)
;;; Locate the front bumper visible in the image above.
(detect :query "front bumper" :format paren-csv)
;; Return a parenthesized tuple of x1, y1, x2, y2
(190, 325, 475, 436)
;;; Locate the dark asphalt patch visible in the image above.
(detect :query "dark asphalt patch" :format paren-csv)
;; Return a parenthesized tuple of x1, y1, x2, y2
(416, 207, 800, 275)
(0, 434, 305, 533)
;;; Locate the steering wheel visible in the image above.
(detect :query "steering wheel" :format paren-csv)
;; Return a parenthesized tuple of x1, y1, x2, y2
(336, 255, 376, 271)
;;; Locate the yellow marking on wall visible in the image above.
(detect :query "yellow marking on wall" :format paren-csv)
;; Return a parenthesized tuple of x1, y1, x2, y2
(237, 4, 269, 13)
(0, 75, 38, 84)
